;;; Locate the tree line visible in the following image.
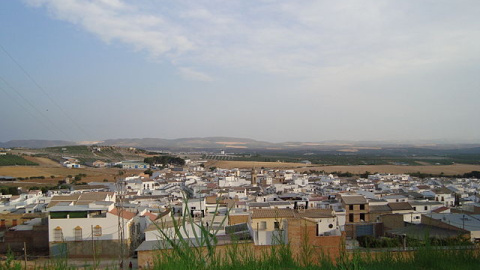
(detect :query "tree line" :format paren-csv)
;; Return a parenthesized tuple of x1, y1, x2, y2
(144, 155, 186, 167)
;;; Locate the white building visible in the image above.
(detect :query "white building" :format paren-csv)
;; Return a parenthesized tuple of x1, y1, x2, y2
(46, 192, 143, 257)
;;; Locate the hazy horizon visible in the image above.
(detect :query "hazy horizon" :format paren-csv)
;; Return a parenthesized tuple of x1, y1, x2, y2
(2, 136, 480, 146)
(1, 1, 479, 143)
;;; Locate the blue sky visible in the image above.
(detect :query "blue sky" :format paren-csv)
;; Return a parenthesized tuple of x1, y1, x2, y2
(0, 0, 479, 143)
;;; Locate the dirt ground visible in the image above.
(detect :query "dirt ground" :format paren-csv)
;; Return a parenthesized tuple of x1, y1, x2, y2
(206, 160, 313, 169)
(21, 156, 62, 167)
(2, 159, 479, 189)
(0, 166, 146, 187)
(206, 160, 480, 175)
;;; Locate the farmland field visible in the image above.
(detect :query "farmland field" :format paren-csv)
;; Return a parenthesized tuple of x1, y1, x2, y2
(22, 156, 62, 167)
(0, 154, 38, 166)
(0, 165, 141, 185)
(206, 160, 480, 175)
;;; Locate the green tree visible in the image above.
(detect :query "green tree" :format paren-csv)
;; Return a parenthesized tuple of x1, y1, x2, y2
(144, 155, 186, 167)
(360, 171, 371, 178)
(144, 168, 153, 176)
(7, 187, 19, 195)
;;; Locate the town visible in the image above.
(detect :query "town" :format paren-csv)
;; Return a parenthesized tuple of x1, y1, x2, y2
(1, 151, 479, 269)
(2, 1, 480, 269)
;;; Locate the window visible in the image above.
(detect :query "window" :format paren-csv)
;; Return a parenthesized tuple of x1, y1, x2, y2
(360, 213, 365, 221)
(274, 221, 280, 230)
(349, 205, 354, 210)
(414, 207, 417, 211)
(74, 226, 82, 241)
(360, 204, 365, 210)
(259, 221, 267, 230)
(424, 206, 428, 211)
(54, 227, 63, 242)
(328, 224, 334, 229)
(93, 225, 102, 237)
(349, 214, 354, 222)
(69, 211, 87, 218)
(50, 212, 69, 219)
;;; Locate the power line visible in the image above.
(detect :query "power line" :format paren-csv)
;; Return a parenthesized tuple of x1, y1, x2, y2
(0, 75, 74, 140)
(0, 83, 59, 138)
(0, 43, 93, 139)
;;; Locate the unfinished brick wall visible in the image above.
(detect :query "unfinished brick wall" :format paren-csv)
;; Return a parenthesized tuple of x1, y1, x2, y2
(137, 218, 344, 269)
(287, 218, 343, 264)
(1, 225, 49, 254)
(228, 215, 249, 225)
(421, 215, 468, 233)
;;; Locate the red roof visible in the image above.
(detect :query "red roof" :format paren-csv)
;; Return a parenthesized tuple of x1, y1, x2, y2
(142, 212, 158, 221)
(206, 183, 217, 188)
(109, 208, 136, 220)
(309, 196, 328, 201)
(432, 206, 449, 213)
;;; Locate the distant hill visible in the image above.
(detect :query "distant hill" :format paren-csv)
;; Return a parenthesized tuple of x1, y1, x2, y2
(98, 137, 480, 155)
(0, 140, 76, 149)
(100, 137, 276, 150)
(1, 137, 480, 154)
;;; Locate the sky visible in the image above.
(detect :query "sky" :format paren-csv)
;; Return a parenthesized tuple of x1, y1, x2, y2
(0, 0, 479, 143)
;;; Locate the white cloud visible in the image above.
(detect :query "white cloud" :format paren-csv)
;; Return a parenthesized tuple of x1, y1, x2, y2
(179, 67, 214, 82)
(24, 0, 480, 84)
(25, 0, 194, 57)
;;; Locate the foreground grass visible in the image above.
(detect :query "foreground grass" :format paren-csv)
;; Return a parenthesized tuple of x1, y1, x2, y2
(1, 250, 478, 270)
(149, 244, 480, 270)
(2, 242, 479, 269)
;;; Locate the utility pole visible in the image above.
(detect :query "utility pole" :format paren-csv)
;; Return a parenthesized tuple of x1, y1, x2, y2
(23, 242, 27, 269)
(92, 225, 96, 269)
(116, 177, 126, 270)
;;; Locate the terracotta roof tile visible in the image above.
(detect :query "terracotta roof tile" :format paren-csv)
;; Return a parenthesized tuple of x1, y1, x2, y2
(341, 195, 367, 205)
(432, 206, 450, 213)
(142, 212, 158, 221)
(294, 209, 334, 218)
(388, 202, 413, 211)
(109, 208, 136, 220)
(251, 209, 295, 219)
